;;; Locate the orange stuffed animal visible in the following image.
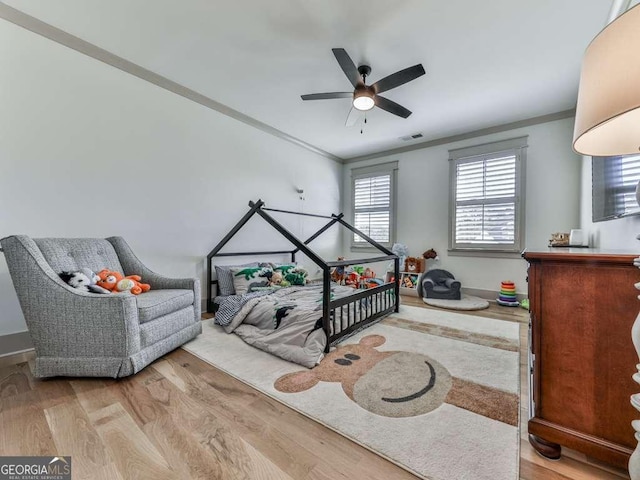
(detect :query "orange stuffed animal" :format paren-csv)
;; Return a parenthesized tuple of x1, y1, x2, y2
(97, 269, 151, 295)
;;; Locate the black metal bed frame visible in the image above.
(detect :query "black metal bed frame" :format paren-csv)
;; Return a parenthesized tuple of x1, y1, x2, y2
(207, 199, 400, 352)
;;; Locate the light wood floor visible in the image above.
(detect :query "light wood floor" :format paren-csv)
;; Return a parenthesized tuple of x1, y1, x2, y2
(0, 297, 631, 479)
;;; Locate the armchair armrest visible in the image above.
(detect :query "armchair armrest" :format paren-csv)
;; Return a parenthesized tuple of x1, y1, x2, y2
(444, 278, 461, 291)
(417, 275, 435, 297)
(1, 235, 140, 359)
(107, 236, 201, 319)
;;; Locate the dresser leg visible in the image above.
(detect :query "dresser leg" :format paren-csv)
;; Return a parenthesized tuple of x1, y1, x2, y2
(529, 434, 562, 460)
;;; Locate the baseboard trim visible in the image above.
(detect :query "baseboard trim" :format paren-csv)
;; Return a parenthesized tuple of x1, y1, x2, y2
(0, 349, 35, 369)
(0, 330, 34, 358)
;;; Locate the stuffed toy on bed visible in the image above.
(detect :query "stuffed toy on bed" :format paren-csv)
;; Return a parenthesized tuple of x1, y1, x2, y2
(284, 266, 308, 286)
(97, 269, 151, 295)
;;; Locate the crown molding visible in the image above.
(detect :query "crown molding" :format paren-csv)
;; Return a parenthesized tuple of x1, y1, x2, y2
(343, 109, 576, 163)
(0, 2, 344, 164)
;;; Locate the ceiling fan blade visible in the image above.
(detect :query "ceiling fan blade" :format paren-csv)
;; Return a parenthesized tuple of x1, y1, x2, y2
(345, 107, 364, 127)
(372, 64, 425, 94)
(332, 48, 361, 88)
(301, 92, 353, 101)
(375, 95, 412, 118)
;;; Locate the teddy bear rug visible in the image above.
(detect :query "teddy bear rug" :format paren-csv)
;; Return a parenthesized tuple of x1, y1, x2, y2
(182, 305, 520, 480)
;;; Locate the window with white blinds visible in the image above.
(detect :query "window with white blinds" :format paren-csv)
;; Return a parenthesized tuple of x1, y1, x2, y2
(352, 162, 397, 247)
(449, 137, 526, 254)
(592, 154, 640, 222)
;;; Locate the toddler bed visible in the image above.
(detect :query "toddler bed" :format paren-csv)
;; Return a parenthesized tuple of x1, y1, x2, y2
(206, 200, 400, 366)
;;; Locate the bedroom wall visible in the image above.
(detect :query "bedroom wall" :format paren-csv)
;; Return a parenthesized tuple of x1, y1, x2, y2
(580, 155, 640, 250)
(342, 117, 581, 296)
(0, 20, 342, 351)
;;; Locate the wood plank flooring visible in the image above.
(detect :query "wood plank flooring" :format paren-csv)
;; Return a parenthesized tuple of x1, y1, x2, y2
(0, 297, 631, 479)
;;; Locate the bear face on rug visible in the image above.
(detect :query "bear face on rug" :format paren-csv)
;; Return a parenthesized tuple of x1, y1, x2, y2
(275, 334, 452, 418)
(274, 334, 518, 422)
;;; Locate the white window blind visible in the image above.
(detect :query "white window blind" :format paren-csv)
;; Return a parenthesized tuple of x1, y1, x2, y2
(455, 155, 516, 245)
(592, 154, 640, 221)
(449, 137, 526, 254)
(353, 174, 392, 244)
(351, 162, 397, 247)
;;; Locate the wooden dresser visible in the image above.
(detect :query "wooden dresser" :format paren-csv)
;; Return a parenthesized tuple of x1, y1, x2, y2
(523, 249, 638, 469)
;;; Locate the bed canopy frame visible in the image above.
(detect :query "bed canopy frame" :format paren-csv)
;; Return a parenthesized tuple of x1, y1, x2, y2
(207, 199, 400, 351)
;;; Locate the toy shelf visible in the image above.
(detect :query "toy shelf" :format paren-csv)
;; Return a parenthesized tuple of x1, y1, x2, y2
(386, 271, 420, 297)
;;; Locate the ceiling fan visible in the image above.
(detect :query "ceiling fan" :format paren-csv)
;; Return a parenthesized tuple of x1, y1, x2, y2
(301, 48, 426, 124)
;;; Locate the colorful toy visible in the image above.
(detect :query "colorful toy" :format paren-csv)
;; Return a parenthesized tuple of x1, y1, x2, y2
(97, 269, 151, 295)
(497, 280, 519, 306)
(345, 271, 360, 288)
(364, 278, 384, 289)
(331, 257, 346, 285)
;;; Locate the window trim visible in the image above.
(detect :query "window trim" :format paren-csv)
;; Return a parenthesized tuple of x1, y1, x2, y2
(351, 161, 398, 250)
(448, 137, 527, 256)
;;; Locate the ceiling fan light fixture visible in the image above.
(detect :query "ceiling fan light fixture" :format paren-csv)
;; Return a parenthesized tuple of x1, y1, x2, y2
(353, 89, 375, 111)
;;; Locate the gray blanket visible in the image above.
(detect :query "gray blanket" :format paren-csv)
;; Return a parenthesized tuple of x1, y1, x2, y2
(215, 285, 357, 368)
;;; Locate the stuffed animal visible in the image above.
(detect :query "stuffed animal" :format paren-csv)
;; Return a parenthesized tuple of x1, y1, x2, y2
(59, 269, 111, 294)
(270, 271, 284, 286)
(423, 248, 439, 261)
(97, 269, 151, 295)
(331, 257, 346, 285)
(362, 268, 375, 280)
(345, 271, 360, 288)
(285, 266, 308, 286)
(405, 256, 424, 273)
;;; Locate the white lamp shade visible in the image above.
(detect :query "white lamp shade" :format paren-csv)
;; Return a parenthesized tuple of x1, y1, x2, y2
(573, 4, 640, 156)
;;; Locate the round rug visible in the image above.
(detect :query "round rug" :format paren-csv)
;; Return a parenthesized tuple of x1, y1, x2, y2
(423, 294, 489, 311)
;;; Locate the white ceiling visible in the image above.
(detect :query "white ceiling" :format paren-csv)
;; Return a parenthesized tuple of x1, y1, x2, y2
(4, 0, 613, 160)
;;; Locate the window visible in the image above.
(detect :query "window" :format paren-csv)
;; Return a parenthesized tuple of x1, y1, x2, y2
(449, 137, 527, 255)
(592, 154, 640, 222)
(351, 161, 397, 248)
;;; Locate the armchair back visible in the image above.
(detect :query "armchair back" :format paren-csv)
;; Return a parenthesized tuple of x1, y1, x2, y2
(33, 238, 124, 274)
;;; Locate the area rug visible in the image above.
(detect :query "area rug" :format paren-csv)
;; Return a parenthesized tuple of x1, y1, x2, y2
(423, 294, 490, 311)
(182, 305, 520, 480)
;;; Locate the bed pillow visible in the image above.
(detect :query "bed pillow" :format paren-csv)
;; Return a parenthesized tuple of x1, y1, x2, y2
(230, 265, 273, 295)
(215, 262, 258, 296)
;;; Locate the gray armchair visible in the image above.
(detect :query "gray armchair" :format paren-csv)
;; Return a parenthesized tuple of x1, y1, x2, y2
(0, 235, 201, 378)
(417, 269, 462, 300)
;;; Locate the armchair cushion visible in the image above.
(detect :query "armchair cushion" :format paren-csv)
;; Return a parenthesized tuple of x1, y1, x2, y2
(136, 289, 195, 324)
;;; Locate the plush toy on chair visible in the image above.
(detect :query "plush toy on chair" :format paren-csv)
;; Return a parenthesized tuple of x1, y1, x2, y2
(97, 269, 151, 295)
(417, 269, 461, 300)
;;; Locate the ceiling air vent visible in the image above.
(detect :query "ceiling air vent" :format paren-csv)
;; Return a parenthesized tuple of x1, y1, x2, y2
(399, 133, 423, 141)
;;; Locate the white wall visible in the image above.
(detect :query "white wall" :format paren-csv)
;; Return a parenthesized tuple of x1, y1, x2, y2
(0, 20, 342, 337)
(342, 118, 581, 295)
(580, 155, 640, 250)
